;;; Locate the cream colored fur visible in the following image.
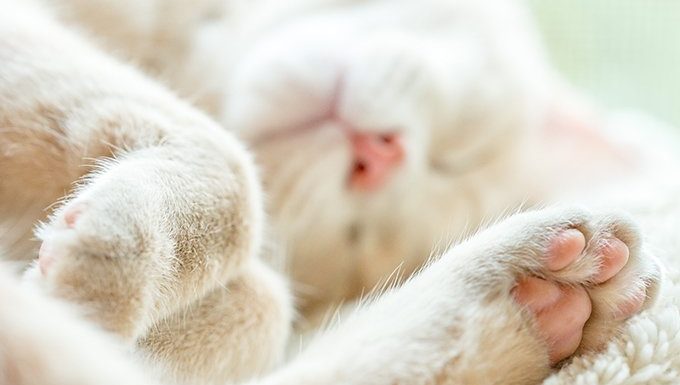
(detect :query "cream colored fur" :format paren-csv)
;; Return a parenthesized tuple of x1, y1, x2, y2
(1, 1, 289, 383)
(0, 202, 665, 385)
(50, 0, 559, 319)
(0, 0, 678, 384)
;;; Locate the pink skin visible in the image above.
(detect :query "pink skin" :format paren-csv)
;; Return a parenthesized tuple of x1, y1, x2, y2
(248, 75, 406, 192)
(348, 131, 404, 191)
(259, 113, 406, 191)
(512, 229, 644, 365)
(38, 203, 86, 275)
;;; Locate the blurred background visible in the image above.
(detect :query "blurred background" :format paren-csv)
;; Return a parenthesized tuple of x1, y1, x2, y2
(529, 0, 680, 126)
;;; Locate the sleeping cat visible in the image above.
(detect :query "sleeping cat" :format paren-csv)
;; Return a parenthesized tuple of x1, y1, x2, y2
(217, 0, 567, 320)
(0, 0, 672, 384)
(99, 0, 672, 321)
(42, 0, 585, 322)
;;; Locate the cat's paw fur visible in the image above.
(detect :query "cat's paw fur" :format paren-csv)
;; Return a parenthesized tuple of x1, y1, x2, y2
(467, 206, 662, 358)
(28, 192, 173, 340)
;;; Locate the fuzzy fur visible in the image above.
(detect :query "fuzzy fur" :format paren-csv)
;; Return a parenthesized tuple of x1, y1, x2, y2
(50, 0, 559, 319)
(1, 0, 679, 384)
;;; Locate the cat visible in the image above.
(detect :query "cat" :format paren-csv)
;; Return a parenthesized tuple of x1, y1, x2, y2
(74, 0, 675, 322)
(0, 0, 671, 384)
(217, 0, 566, 321)
(40, 0, 571, 323)
(190, 0, 680, 326)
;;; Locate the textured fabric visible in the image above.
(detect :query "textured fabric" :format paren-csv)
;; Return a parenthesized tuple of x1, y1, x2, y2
(545, 112, 680, 383)
(545, 277, 680, 384)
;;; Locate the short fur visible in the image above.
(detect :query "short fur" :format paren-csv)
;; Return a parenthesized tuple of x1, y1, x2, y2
(0, 0, 676, 385)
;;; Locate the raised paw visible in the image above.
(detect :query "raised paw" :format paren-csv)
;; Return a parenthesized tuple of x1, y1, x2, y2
(37, 202, 87, 275)
(470, 206, 662, 365)
(26, 195, 172, 339)
(511, 227, 646, 364)
(513, 278, 590, 364)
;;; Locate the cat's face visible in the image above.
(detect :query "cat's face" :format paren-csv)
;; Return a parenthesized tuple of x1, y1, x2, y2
(223, 0, 554, 315)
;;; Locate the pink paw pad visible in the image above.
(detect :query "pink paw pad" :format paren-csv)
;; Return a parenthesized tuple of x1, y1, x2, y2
(38, 203, 87, 276)
(513, 278, 591, 365)
(63, 203, 87, 228)
(593, 238, 629, 284)
(545, 228, 586, 271)
(513, 229, 637, 365)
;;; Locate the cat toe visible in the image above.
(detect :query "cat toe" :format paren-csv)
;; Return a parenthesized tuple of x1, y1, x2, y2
(545, 228, 586, 271)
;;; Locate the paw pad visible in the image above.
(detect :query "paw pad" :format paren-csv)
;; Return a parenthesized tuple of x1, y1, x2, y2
(63, 202, 87, 228)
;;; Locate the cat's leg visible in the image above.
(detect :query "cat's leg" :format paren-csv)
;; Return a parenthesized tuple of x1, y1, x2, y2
(0, 207, 660, 385)
(257, 206, 661, 385)
(16, 118, 262, 336)
(14, 74, 289, 385)
(17, 111, 293, 383)
(3, 261, 280, 385)
(1, 2, 292, 382)
(0, 265, 155, 385)
(138, 258, 293, 384)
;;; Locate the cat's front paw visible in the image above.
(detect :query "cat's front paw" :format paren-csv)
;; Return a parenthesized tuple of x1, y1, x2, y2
(471, 206, 662, 365)
(511, 223, 658, 364)
(26, 192, 172, 339)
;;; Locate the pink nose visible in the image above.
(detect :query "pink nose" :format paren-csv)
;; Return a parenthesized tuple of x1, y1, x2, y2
(348, 132, 404, 191)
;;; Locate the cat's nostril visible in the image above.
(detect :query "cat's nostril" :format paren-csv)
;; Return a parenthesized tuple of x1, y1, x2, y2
(380, 134, 395, 144)
(354, 161, 368, 173)
(347, 130, 404, 191)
